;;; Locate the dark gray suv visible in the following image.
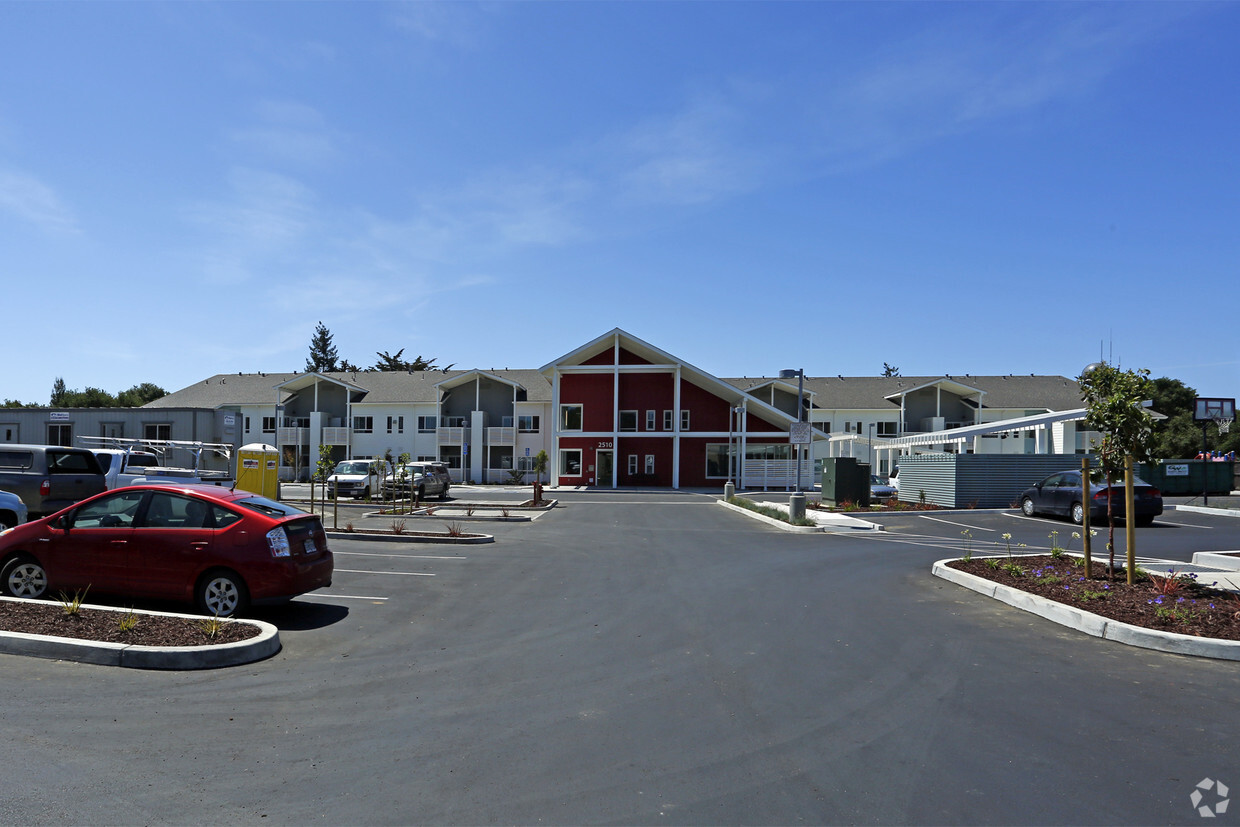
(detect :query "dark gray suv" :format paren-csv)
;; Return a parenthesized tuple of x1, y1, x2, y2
(0, 444, 107, 517)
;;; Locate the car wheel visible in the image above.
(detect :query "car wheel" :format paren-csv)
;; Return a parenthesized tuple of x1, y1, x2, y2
(196, 569, 249, 618)
(1071, 503, 1085, 525)
(1021, 497, 1036, 517)
(439, 486, 449, 500)
(1, 555, 49, 599)
(416, 485, 425, 501)
(1134, 515, 1155, 527)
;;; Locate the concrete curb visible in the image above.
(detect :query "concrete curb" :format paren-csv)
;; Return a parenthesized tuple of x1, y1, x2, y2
(1174, 504, 1240, 519)
(932, 559, 1240, 661)
(0, 597, 280, 670)
(326, 530, 494, 544)
(716, 499, 821, 533)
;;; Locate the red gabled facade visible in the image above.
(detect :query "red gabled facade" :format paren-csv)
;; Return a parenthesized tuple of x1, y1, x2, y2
(542, 330, 802, 489)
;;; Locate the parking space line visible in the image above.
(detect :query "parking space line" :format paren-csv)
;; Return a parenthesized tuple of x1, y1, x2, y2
(335, 569, 436, 577)
(335, 551, 467, 560)
(301, 593, 390, 601)
(918, 515, 998, 532)
(1151, 519, 1212, 529)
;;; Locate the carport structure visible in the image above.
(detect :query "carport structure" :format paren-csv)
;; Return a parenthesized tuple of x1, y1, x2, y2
(826, 408, 1091, 470)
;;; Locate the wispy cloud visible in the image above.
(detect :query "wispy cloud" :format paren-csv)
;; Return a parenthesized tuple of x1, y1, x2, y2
(0, 169, 77, 233)
(612, 96, 763, 207)
(811, 7, 1193, 170)
(227, 100, 341, 166)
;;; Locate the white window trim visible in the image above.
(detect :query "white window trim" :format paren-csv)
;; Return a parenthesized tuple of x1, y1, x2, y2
(560, 404, 583, 432)
(644, 454, 655, 475)
(559, 448, 582, 476)
(646, 410, 656, 430)
(663, 410, 673, 430)
(628, 454, 638, 474)
(680, 410, 690, 431)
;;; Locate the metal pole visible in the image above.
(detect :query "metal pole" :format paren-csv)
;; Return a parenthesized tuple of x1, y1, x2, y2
(1124, 455, 1136, 584)
(796, 369, 804, 493)
(1081, 457, 1092, 579)
(1203, 422, 1210, 506)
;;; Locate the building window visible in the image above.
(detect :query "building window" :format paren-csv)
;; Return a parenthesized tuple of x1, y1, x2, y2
(417, 416, 437, 433)
(101, 422, 124, 438)
(387, 416, 404, 434)
(353, 416, 373, 433)
(501, 416, 514, 428)
(48, 423, 73, 446)
(518, 415, 540, 433)
(680, 410, 690, 431)
(144, 423, 171, 441)
(876, 421, 897, 437)
(704, 444, 734, 478)
(663, 410, 673, 430)
(646, 410, 656, 430)
(628, 454, 638, 474)
(262, 416, 276, 433)
(559, 449, 582, 476)
(244, 416, 251, 433)
(560, 405, 583, 432)
(645, 455, 655, 475)
(619, 410, 638, 432)
(443, 416, 466, 428)
(417, 455, 436, 462)
(517, 456, 537, 472)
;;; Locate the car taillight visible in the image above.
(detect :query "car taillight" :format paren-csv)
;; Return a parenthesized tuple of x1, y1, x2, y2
(40, 479, 50, 497)
(1148, 487, 1161, 498)
(1093, 489, 1110, 501)
(266, 526, 291, 558)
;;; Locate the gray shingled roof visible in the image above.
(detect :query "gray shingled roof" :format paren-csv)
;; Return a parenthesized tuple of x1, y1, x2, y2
(146, 370, 553, 409)
(723, 375, 1084, 411)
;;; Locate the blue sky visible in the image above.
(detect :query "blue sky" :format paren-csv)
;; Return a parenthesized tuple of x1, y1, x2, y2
(2, 2, 1237, 405)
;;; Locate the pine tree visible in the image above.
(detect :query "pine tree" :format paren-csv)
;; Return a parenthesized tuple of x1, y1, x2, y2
(305, 322, 341, 373)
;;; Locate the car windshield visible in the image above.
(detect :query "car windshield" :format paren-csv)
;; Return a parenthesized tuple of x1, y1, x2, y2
(335, 462, 370, 475)
(236, 496, 308, 518)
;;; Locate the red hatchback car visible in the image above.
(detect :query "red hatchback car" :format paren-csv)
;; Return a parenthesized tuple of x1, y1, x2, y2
(0, 484, 333, 617)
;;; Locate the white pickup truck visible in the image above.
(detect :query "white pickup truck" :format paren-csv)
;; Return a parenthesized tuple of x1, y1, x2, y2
(89, 447, 233, 489)
(91, 449, 163, 489)
(327, 459, 392, 499)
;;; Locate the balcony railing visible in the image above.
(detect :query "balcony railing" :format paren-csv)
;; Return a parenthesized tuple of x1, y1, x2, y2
(487, 427, 516, 445)
(277, 427, 308, 446)
(321, 427, 350, 445)
(438, 427, 466, 445)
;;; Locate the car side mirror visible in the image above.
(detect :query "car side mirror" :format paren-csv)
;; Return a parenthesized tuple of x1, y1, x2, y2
(50, 514, 68, 531)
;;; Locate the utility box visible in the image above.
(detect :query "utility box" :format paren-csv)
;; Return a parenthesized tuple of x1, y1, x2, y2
(236, 443, 279, 499)
(821, 457, 871, 507)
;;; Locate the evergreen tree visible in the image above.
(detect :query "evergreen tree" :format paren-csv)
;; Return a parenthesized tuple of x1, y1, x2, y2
(117, 382, 168, 407)
(50, 377, 67, 406)
(372, 348, 448, 372)
(305, 322, 341, 373)
(882, 363, 901, 377)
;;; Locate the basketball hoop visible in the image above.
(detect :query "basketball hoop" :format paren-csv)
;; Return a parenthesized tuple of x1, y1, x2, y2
(1214, 416, 1233, 436)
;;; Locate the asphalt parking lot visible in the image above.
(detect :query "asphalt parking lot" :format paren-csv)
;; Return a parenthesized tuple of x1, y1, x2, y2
(3, 490, 1240, 825)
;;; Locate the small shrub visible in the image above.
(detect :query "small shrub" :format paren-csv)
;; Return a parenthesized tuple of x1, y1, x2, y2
(985, 558, 1002, 570)
(445, 521, 465, 537)
(1078, 589, 1107, 602)
(390, 519, 406, 535)
(424, 506, 437, 517)
(345, 521, 355, 532)
(500, 507, 511, 518)
(117, 608, 140, 633)
(196, 615, 231, 640)
(466, 504, 476, 517)
(58, 586, 90, 616)
(1002, 561, 1026, 577)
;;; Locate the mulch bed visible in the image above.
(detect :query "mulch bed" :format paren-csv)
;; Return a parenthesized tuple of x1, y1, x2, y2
(0, 601, 259, 646)
(948, 554, 1240, 641)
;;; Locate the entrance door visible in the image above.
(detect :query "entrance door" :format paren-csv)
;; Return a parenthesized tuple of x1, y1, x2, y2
(596, 450, 614, 488)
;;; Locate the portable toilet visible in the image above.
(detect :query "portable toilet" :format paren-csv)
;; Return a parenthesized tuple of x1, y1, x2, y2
(236, 443, 279, 498)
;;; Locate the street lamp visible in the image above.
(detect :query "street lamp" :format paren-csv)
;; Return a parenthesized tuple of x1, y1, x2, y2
(780, 368, 806, 521)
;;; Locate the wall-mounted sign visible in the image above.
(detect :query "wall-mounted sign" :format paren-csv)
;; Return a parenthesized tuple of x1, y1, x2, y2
(49, 412, 70, 421)
(1166, 463, 1189, 477)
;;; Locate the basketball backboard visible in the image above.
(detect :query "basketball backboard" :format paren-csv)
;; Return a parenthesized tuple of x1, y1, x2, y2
(1193, 397, 1236, 423)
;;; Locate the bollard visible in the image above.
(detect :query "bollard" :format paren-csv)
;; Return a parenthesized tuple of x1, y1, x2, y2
(789, 492, 806, 523)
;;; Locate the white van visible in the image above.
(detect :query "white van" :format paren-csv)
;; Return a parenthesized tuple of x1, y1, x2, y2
(327, 459, 392, 499)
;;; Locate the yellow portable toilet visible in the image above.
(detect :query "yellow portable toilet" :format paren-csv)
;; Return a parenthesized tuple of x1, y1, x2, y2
(236, 443, 279, 498)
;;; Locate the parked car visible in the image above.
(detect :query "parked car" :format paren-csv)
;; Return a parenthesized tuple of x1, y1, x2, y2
(870, 474, 896, 502)
(428, 461, 452, 489)
(889, 466, 899, 492)
(384, 462, 450, 500)
(0, 489, 28, 531)
(91, 449, 161, 489)
(327, 459, 392, 499)
(1018, 470, 1163, 526)
(0, 444, 107, 517)
(0, 483, 333, 617)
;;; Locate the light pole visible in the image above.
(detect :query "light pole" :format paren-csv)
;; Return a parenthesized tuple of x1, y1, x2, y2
(780, 368, 806, 522)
